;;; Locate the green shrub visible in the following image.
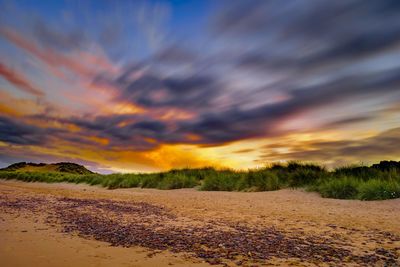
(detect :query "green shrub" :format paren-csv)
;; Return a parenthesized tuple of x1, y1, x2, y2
(87, 175, 104, 185)
(317, 177, 359, 199)
(157, 174, 198, 189)
(167, 167, 217, 180)
(236, 170, 282, 191)
(265, 172, 281, 191)
(334, 165, 381, 181)
(140, 174, 162, 188)
(237, 171, 263, 191)
(287, 161, 324, 172)
(200, 172, 240, 191)
(117, 175, 141, 188)
(288, 169, 325, 187)
(357, 179, 400, 200)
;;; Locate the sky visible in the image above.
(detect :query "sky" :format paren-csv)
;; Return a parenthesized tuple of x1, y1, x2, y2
(1, 0, 400, 173)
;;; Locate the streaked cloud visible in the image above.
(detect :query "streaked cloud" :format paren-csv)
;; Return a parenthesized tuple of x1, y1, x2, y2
(0, 0, 399, 172)
(0, 62, 43, 96)
(258, 127, 400, 168)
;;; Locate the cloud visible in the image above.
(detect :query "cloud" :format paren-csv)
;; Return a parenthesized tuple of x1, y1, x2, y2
(234, 148, 254, 154)
(0, 27, 85, 76)
(33, 20, 86, 52)
(216, 1, 400, 71)
(0, 115, 50, 145)
(49, 114, 167, 151)
(136, 1, 171, 50)
(0, 27, 114, 79)
(32, 60, 399, 151)
(0, 62, 44, 96)
(105, 0, 400, 147)
(177, 65, 400, 144)
(3, 1, 399, 150)
(1, 1, 400, 170)
(111, 66, 219, 110)
(322, 115, 376, 128)
(154, 45, 198, 64)
(259, 127, 400, 166)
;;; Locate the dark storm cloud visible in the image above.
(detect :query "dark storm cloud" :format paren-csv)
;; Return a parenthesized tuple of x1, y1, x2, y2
(42, 114, 171, 150)
(26, 114, 170, 151)
(113, 67, 218, 109)
(53, 114, 172, 150)
(103, 119, 167, 143)
(178, 108, 263, 144)
(0, 116, 55, 145)
(216, 0, 400, 72)
(67, 114, 131, 131)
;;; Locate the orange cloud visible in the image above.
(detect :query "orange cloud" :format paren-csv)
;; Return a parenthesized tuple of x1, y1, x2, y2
(87, 136, 109, 145)
(0, 90, 50, 116)
(156, 108, 196, 121)
(0, 103, 20, 116)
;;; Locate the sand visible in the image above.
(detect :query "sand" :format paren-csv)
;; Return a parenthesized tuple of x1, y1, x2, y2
(0, 180, 399, 266)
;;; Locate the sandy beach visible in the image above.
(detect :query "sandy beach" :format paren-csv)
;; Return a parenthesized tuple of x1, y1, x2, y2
(0, 180, 399, 266)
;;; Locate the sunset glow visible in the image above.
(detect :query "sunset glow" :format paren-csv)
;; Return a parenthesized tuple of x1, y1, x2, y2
(1, 0, 400, 173)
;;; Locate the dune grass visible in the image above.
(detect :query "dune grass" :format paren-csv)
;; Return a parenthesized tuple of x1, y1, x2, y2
(1, 161, 400, 200)
(357, 179, 400, 200)
(316, 177, 360, 199)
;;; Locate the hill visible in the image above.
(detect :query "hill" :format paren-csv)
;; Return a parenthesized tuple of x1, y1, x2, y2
(0, 162, 94, 174)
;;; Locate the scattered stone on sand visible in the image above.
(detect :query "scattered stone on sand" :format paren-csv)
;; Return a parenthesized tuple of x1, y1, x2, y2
(0, 192, 399, 266)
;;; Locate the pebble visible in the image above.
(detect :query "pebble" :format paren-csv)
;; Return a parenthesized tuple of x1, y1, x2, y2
(0, 193, 399, 266)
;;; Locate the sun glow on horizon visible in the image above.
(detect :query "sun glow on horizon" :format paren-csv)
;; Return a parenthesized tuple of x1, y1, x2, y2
(1, 0, 400, 171)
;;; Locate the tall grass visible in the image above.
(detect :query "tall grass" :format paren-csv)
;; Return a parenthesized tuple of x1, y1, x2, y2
(357, 179, 400, 200)
(201, 170, 241, 191)
(317, 177, 360, 199)
(1, 161, 400, 200)
(156, 173, 198, 189)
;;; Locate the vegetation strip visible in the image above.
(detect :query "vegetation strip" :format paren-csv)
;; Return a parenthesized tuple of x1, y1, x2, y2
(1, 161, 400, 200)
